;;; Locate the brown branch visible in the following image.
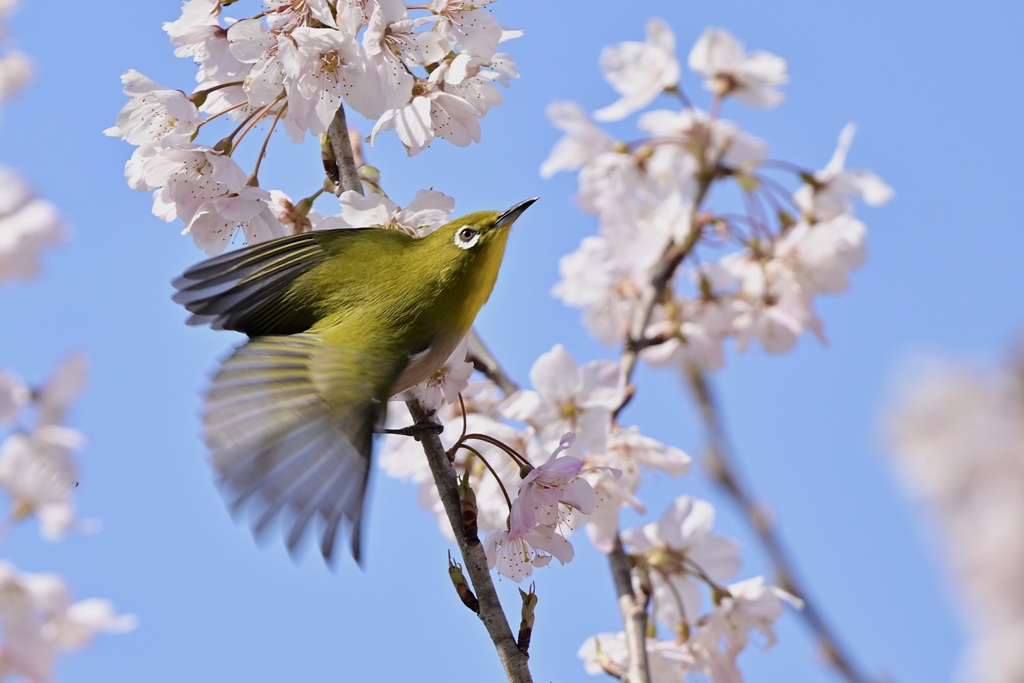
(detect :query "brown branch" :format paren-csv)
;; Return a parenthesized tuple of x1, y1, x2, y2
(606, 161, 719, 683)
(683, 362, 880, 683)
(608, 537, 650, 683)
(327, 102, 363, 197)
(407, 401, 534, 683)
(467, 328, 520, 396)
(326, 105, 530, 683)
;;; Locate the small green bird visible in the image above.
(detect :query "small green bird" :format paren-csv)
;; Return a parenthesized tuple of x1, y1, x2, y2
(172, 198, 536, 564)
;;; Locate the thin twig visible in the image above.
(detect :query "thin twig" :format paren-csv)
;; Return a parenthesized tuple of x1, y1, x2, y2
(683, 361, 878, 683)
(407, 401, 534, 683)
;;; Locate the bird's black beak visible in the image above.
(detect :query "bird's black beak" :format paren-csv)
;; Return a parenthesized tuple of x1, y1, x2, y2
(494, 197, 538, 229)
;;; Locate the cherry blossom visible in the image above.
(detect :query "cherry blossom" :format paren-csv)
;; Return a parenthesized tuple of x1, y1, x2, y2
(794, 124, 893, 221)
(0, 371, 29, 425)
(509, 433, 596, 538)
(0, 166, 63, 283)
(638, 108, 767, 169)
(104, 71, 202, 147)
(540, 102, 615, 178)
(594, 18, 680, 122)
(431, 0, 503, 60)
(406, 337, 474, 411)
(583, 426, 691, 553)
(579, 632, 692, 681)
(688, 28, 788, 108)
(693, 576, 802, 658)
(186, 185, 285, 254)
(623, 496, 742, 629)
(889, 358, 1024, 683)
(330, 189, 454, 235)
(553, 231, 668, 345)
(484, 524, 574, 583)
(0, 562, 135, 682)
(772, 215, 867, 295)
(0, 50, 30, 105)
(502, 345, 625, 452)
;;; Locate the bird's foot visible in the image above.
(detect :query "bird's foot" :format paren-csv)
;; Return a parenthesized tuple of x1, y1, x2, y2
(381, 419, 444, 439)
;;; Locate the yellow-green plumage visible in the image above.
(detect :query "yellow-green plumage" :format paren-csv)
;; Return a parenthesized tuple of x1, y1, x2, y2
(172, 198, 535, 563)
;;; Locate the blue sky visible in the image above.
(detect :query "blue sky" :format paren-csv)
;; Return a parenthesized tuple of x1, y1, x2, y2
(1, 1, 1022, 681)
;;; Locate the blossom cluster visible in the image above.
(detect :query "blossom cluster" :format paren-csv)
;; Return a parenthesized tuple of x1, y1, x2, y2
(0, 2, 63, 284)
(579, 496, 800, 682)
(107, 0, 518, 255)
(0, 358, 136, 681)
(0, 562, 135, 682)
(543, 22, 892, 363)
(1, 5, 135, 676)
(888, 356, 1024, 683)
(384, 343, 690, 582)
(384, 343, 797, 678)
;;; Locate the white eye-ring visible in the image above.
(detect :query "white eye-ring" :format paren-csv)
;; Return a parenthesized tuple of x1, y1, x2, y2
(454, 227, 480, 250)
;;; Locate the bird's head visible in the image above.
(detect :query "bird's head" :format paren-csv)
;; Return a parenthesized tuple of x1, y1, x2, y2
(412, 197, 537, 298)
(423, 197, 537, 266)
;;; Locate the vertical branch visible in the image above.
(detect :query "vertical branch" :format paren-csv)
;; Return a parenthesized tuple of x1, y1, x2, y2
(608, 538, 650, 683)
(683, 362, 877, 683)
(606, 162, 719, 683)
(406, 401, 534, 683)
(326, 103, 530, 683)
(328, 103, 364, 197)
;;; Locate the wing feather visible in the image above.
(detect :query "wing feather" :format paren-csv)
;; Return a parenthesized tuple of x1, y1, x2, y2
(172, 232, 341, 336)
(203, 332, 404, 564)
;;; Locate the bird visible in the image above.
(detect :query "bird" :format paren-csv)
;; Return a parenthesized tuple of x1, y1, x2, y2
(171, 197, 536, 564)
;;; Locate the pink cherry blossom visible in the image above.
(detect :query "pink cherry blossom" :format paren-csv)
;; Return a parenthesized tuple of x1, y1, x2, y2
(509, 433, 596, 538)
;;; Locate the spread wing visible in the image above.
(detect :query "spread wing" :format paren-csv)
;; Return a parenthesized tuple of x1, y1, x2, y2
(204, 332, 406, 564)
(171, 230, 371, 337)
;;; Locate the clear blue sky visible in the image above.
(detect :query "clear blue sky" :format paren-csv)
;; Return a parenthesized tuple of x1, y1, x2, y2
(1, 2, 1021, 681)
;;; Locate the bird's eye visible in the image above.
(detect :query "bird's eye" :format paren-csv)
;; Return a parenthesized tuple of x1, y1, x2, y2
(453, 227, 480, 250)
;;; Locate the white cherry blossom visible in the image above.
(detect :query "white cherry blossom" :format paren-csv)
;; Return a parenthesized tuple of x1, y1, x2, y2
(540, 101, 615, 178)
(693, 576, 802, 659)
(0, 167, 63, 283)
(638, 108, 767, 169)
(0, 371, 28, 425)
(772, 215, 867, 294)
(186, 186, 285, 254)
(430, 0, 503, 60)
(407, 337, 474, 411)
(331, 189, 454, 235)
(0, 427, 82, 540)
(104, 70, 201, 147)
(0, 50, 30, 104)
(584, 426, 691, 552)
(0, 562, 135, 681)
(688, 28, 788, 108)
(624, 496, 742, 628)
(594, 18, 680, 121)
(794, 124, 893, 221)
(484, 524, 574, 583)
(502, 345, 625, 453)
(579, 632, 693, 682)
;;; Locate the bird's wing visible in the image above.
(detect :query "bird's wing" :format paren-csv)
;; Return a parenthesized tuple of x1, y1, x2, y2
(171, 230, 370, 337)
(204, 332, 405, 564)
